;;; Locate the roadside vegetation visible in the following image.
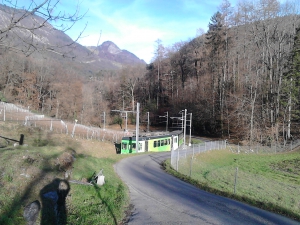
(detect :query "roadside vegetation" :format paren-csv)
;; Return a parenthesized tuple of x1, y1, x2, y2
(1, 119, 300, 223)
(163, 149, 300, 221)
(0, 121, 130, 225)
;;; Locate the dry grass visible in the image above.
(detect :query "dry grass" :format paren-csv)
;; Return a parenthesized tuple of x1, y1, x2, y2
(73, 138, 116, 158)
(0, 119, 130, 224)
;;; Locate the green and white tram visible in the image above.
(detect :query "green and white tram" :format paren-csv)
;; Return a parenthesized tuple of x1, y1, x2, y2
(120, 130, 183, 154)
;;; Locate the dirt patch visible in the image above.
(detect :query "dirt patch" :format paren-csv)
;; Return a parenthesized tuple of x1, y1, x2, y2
(121, 204, 134, 225)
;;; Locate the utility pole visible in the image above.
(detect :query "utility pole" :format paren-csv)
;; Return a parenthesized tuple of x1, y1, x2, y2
(189, 113, 192, 146)
(50, 119, 53, 131)
(170, 109, 189, 147)
(147, 112, 149, 132)
(103, 112, 106, 130)
(71, 119, 78, 138)
(183, 109, 187, 147)
(166, 111, 168, 132)
(136, 103, 140, 152)
(122, 91, 125, 111)
(181, 112, 184, 131)
(125, 112, 128, 131)
(159, 111, 168, 132)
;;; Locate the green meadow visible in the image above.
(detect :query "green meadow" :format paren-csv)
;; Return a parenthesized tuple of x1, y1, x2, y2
(164, 149, 300, 221)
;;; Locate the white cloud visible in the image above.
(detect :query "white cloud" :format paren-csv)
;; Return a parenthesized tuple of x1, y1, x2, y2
(76, 5, 173, 63)
(71, 0, 239, 63)
(77, 23, 166, 63)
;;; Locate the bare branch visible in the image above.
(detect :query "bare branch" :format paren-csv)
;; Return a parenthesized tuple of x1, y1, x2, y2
(0, 0, 88, 57)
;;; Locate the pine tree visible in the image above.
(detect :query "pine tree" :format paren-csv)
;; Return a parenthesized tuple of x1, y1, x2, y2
(283, 27, 300, 140)
(205, 11, 226, 134)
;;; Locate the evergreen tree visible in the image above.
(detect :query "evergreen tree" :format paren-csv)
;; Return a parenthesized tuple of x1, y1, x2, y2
(205, 11, 226, 134)
(283, 27, 300, 140)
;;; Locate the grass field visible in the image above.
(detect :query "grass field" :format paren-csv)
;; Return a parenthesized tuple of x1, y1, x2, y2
(163, 149, 300, 221)
(1, 118, 300, 223)
(0, 122, 130, 225)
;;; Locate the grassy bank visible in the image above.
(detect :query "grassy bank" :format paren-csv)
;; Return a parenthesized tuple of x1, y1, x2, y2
(163, 149, 300, 221)
(0, 122, 130, 224)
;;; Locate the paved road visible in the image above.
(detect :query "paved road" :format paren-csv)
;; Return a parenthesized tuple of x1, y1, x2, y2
(114, 152, 300, 225)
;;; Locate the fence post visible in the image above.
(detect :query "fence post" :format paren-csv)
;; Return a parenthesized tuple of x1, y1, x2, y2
(176, 148, 179, 171)
(19, 134, 24, 145)
(234, 167, 238, 194)
(193, 144, 195, 158)
(190, 144, 195, 177)
(189, 156, 193, 177)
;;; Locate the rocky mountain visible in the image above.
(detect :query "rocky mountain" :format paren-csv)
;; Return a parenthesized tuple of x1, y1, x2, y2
(87, 41, 146, 66)
(0, 4, 145, 72)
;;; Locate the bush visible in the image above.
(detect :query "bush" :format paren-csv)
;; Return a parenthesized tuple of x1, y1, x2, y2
(113, 116, 123, 129)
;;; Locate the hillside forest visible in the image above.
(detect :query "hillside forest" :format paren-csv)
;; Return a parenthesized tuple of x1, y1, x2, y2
(1, 0, 300, 146)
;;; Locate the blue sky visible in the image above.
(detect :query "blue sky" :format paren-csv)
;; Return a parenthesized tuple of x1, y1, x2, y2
(56, 0, 238, 63)
(16, 0, 294, 63)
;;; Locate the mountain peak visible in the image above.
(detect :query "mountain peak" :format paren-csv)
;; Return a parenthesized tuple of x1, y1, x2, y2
(101, 41, 122, 54)
(0, 4, 144, 71)
(91, 41, 145, 66)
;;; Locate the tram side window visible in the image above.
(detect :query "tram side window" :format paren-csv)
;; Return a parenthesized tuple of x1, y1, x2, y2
(161, 139, 164, 146)
(165, 139, 168, 145)
(122, 143, 127, 150)
(154, 141, 157, 148)
(168, 139, 170, 145)
(158, 140, 161, 147)
(132, 143, 136, 150)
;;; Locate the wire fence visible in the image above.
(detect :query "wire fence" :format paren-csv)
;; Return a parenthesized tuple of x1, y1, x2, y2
(171, 140, 227, 171)
(227, 140, 300, 154)
(170, 138, 300, 174)
(0, 102, 131, 143)
(169, 139, 300, 215)
(2, 102, 300, 152)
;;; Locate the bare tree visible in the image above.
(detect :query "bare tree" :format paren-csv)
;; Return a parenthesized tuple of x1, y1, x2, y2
(153, 39, 165, 109)
(119, 65, 145, 111)
(0, 0, 87, 57)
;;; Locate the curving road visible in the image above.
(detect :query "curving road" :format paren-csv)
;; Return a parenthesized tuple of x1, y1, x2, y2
(114, 152, 300, 225)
